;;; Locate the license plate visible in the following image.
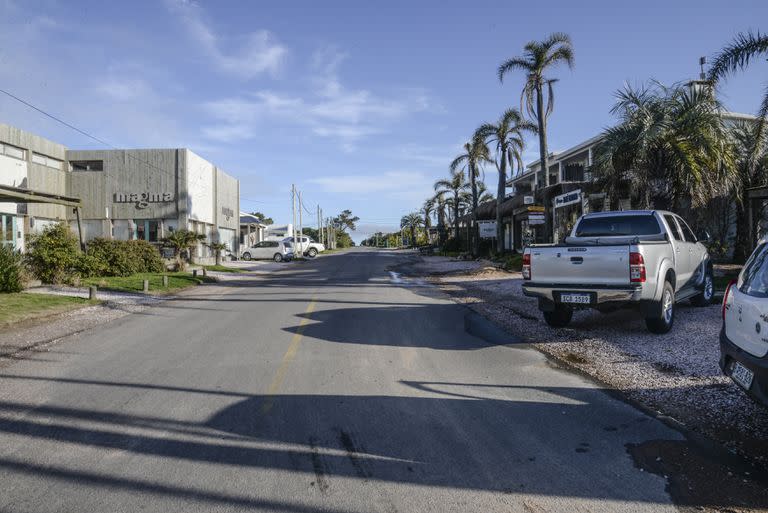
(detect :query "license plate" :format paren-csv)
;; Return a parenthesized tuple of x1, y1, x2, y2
(730, 361, 754, 390)
(560, 293, 591, 304)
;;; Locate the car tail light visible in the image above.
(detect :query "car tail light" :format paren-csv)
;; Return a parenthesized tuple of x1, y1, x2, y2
(522, 253, 531, 280)
(629, 252, 646, 283)
(722, 279, 737, 321)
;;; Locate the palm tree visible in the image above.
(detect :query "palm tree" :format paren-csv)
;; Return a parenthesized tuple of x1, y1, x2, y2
(434, 170, 470, 244)
(400, 212, 423, 248)
(709, 31, 768, 140)
(162, 229, 206, 271)
(498, 32, 574, 238)
(207, 242, 228, 266)
(431, 190, 449, 245)
(421, 198, 435, 244)
(729, 121, 768, 261)
(476, 108, 537, 252)
(591, 81, 735, 212)
(450, 135, 491, 255)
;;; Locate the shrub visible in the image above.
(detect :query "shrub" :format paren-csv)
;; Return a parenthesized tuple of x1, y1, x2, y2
(26, 223, 80, 284)
(127, 240, 164, 273)
(82, 238, 164, 277)
(0, 245, 26, 292)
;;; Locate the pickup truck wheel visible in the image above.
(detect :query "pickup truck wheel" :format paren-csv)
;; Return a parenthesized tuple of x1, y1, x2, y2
(307, 247, 318, 258)
(543, 306, 573, 328)
(646, 282, 675, 334)
(691, 270, 714, 306)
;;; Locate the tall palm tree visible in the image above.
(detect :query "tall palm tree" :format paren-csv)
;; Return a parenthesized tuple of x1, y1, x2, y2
(421, 198, 435, 244)
(400, 212, 423, 248)
(709, 31, 768, 141)
(592, 81, 735, 212)
(498, 32, 574, 238)
(450, 135, 491, 255)
(730, 121, 768, 262)
(434, 170, 470, 244)
(431, 190, 448, 244)
(476, 108, 537, 252)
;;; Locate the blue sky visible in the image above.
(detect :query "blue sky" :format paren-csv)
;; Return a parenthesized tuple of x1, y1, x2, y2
(0, 0, 765, 242)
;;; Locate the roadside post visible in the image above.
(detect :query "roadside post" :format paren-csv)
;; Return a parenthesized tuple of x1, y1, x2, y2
(89, 286, 97, 300)
(162, 275, 169, 287)
(143, 280, 149, 293)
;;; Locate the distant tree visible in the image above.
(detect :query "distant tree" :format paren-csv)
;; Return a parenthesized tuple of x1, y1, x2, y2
(498, 32, 574, 237)
(249, 212, 274, 225)
(333, 209, 360, 233)
(476, 108, 537, 252)
(401, 212, 423, 248)
(450, 135, 492, 255)
(434, 170, 470, 245)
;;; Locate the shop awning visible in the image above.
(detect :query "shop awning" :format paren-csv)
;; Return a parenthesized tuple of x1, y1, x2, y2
(0, 184, 82, 207)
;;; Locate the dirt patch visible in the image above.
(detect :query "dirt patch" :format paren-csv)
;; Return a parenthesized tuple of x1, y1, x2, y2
(628, 439, 768, 512)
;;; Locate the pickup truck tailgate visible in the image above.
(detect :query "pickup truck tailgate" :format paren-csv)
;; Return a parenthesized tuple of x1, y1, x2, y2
(529, 245, 630, 286)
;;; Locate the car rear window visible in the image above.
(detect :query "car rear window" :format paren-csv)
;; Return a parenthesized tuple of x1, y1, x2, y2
(740, 243, 768, 298)
(574, 215, 662, 237)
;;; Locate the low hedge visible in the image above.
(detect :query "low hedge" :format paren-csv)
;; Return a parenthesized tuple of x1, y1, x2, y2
(80, 238, 164, 277)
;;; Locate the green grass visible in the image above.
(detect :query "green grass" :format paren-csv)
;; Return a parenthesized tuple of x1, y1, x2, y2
(0, 293, 97, 328)
(203, 264, 240, 273)
(80, 272, 215, 294)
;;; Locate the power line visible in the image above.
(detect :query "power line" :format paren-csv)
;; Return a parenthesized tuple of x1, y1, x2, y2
(0, 88, 207, 190)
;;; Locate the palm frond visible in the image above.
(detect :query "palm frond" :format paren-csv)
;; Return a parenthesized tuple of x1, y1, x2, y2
(708, 31, 768, 82)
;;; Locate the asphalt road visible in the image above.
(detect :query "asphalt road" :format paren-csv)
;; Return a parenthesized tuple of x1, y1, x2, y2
(0, 248, 685, 512)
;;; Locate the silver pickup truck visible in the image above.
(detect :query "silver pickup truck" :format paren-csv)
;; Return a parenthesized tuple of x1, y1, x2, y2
(522, 210, 713, 333)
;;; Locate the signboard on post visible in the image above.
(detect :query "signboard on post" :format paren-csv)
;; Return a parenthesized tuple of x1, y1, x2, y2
(524, 196, 534, 205)
(553, 189, 582, 209)
(477, 220, 497, 238)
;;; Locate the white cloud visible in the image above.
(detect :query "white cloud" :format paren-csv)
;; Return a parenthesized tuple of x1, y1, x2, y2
(165, 0, 286, 79)
(308, 171, 431, 194)
(201, 46, 433, 150)
(95, 77, 151, 102)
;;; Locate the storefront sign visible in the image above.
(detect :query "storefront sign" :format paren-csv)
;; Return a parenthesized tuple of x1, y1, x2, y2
(554, 189, 581, 208)
(524, 196, 534, 205)
(114, 192, 174, 209)
(528, 218, 545, 225)
(527, 205, 545, 212)
(477, 220, 497, 238)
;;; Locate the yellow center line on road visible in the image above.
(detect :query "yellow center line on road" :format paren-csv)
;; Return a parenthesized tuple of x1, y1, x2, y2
(260, 297, 317, 415)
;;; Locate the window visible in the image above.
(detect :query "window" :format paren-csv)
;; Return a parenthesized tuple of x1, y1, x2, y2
(32, 153, 64, 170)
(575, 215, 662, 237)
(70, 160, 104, 171)
(1, 143, 26, 160)
(740, 243, 768, 298)
(134, 220, 160, 242)
(676, 216, 697, 242)
(663, 215, 682, 241)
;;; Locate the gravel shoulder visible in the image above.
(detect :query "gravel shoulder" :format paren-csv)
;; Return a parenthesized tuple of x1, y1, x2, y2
(396, 256, 768, 470)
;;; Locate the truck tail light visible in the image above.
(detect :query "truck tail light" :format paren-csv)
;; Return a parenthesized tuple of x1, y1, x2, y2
(522, 253, 531, 280)
(722, 279, 737, 320)
(629, 252, 646, 283)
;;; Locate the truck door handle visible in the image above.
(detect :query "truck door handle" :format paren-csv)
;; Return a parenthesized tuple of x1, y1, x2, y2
(570, 257, 583, 264)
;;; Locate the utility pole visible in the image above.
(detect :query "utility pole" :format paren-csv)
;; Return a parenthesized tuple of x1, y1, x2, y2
(292, 184, 297, 253)
(298, 190, 304, 259)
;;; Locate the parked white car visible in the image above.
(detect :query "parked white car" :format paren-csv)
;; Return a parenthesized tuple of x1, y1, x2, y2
(282, 236, 325, 257)
(721, 241, 768, 406)
(241, 240, 294, 262)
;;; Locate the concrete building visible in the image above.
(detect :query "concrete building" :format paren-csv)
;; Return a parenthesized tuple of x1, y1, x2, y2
(0, 123, 70, 251)
(0, 123, 240, 262)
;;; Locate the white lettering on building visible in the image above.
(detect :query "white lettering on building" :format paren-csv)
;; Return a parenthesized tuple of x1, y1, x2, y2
(114, 192, 175, 209)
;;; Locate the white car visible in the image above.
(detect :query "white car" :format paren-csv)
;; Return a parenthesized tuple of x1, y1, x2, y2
(241, 240, 294, 262)
(282, 236, 325, 257)
(721, 241, 768, 407)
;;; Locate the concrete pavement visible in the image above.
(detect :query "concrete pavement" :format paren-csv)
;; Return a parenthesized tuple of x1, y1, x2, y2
(0, 248, 686, 512)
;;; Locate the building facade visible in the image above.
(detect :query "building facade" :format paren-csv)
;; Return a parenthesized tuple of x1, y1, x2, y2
(0, 124, 240, 261)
